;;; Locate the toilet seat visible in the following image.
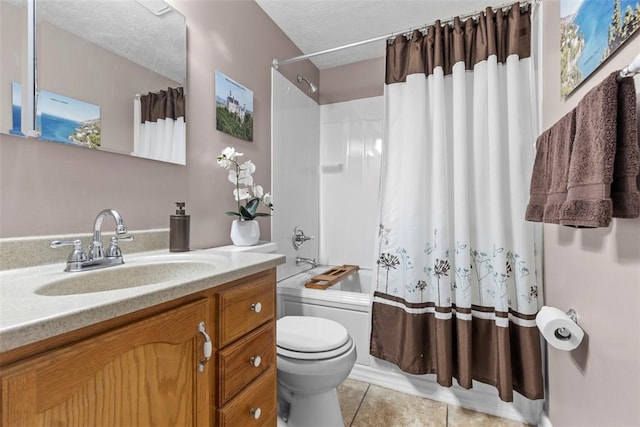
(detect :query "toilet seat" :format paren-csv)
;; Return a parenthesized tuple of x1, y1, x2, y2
(277, 316, 351, 360)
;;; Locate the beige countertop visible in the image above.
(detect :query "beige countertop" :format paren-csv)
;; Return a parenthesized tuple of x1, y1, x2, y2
(0, 248, 285, 353)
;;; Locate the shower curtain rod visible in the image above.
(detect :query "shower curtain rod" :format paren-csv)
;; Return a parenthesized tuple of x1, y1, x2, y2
(272, 0, 538, 69)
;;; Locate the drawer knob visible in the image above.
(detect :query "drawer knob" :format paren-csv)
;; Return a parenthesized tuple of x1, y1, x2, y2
(251, 302, 262, 313)
(250, 407, 261, 420)
(250, 355, 262, 367)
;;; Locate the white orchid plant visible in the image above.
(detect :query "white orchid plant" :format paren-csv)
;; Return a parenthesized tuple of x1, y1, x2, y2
(216, 147, 273, 221)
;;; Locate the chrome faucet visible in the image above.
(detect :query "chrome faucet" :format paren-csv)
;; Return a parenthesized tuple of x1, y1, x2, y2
(296, 256, 317, 268)
(88, 209, 128, 260)
(50, 208, 133, 272)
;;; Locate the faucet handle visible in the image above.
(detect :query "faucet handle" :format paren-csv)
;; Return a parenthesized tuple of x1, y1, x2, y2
(50, 239, 87, 264)
(50, 239, 82, 249)
(292, 226, 315, 250)
(106, 235, 134, 258)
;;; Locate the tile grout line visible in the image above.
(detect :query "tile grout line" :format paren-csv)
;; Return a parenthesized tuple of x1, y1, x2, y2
(349, 383, 371, 427)
(445, 404, 449, 427)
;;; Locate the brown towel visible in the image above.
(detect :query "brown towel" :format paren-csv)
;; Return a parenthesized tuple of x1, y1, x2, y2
(558, 73, 618, 227)
(525, 130, 550, 222)
(611, 76, 640, 218)
(525, 110, 576, 223)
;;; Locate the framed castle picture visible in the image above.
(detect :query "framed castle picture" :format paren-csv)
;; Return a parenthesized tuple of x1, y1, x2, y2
(560, 0, 640, 96)
(215, 70, 254, 142)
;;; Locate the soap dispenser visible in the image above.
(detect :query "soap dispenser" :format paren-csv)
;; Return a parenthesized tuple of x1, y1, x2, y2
(170, 202, 190, 252)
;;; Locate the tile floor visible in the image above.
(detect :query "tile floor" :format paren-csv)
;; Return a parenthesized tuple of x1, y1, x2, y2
(337, 379, 534, 427)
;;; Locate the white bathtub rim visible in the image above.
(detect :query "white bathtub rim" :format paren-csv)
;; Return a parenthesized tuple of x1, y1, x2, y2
(277, 286, 370, 310)
(277, 266, 373, 293)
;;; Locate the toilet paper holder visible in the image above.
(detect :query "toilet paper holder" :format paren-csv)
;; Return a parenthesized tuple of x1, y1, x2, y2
(554, 308, 578, 341)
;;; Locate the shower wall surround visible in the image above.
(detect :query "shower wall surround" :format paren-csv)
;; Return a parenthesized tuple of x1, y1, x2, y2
(319, 96, 383, 268)
(271, 69, 319, 281)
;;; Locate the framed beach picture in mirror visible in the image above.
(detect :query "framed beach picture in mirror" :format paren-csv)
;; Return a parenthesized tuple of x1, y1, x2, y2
(215, 70, 254, 142)
(11, 83, 101, 147)
(561, 0, 640, 96)
(36, 90, 101, 148)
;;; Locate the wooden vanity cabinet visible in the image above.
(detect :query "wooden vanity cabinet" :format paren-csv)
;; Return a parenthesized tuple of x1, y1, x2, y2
(215, 270, 277, 426)
(0, 299, 212, 426)
(0, 267, 278, 427)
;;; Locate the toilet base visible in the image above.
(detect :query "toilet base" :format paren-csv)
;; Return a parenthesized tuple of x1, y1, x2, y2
(280, 388, 344, 427)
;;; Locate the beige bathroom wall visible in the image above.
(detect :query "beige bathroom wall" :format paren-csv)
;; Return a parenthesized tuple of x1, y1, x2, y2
(541, 1, 640, 426)
(0, 0, 319, 249)
(319, 57, 385, 105)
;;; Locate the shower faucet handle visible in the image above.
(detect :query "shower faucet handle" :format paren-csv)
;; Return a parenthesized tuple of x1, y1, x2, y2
(292, 225, 314, 250)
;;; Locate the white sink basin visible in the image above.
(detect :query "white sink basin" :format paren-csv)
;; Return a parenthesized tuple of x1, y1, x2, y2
(34, 256, 222, 296)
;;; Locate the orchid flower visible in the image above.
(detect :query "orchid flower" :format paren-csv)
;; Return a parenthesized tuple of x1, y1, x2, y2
(217, 147, 274, 220)
(216, 146, 243, 168)
(233, 188, 251, 201)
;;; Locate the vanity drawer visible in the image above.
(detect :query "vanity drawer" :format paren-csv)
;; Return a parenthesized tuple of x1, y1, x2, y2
(217, 367, 277, 427)
(217, 276, 275, 347)
(217, 322, 276, 405)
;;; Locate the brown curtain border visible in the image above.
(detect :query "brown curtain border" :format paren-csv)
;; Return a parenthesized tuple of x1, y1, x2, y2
(385, 2, 531, 84)
(373, 291, 537, 320)
(370, 301, 544, 401)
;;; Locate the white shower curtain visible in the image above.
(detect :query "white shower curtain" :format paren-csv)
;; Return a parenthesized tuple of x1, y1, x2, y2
(370, 4, 544, 404)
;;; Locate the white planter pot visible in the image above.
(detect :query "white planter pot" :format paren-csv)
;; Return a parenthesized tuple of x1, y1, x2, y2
(230, 219, 260, 246)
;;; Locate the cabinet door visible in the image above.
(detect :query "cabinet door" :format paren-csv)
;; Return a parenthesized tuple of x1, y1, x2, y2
(1, 299, 212, 427)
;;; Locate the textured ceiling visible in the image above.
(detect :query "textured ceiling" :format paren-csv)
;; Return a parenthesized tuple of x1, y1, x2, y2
(256, 0, 511, 70)
(37, 0, 186, 83)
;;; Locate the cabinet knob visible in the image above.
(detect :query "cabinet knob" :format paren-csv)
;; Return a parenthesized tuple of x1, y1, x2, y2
(251, 302, 262, 313)
(250, 407, 261, 420)
(250, 355, 262, 367)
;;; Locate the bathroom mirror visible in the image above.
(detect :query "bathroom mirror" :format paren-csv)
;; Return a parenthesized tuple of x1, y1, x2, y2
(2, 0, 187, 164)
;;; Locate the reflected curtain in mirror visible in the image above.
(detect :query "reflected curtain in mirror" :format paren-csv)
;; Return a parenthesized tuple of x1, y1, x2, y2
(134, 87, 185, 164)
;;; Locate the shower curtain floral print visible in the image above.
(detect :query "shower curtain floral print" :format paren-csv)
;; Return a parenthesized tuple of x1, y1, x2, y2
(376, 226, 537, 309)
(370, 3, 544, 404)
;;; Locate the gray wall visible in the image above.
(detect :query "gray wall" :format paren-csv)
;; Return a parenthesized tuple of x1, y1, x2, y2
(0, 0, 319, 249)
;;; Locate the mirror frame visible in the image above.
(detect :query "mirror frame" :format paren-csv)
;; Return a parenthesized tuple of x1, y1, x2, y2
(24, 0, 36, 137)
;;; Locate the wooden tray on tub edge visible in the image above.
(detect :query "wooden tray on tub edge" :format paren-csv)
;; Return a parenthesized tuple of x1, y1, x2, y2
(304, 265, 359, 290)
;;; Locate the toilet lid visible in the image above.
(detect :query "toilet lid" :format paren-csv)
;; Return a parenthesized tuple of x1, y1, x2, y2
(277, 316, 349, 353)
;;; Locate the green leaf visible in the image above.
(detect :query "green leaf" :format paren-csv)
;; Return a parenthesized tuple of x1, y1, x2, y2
(225, 211, 242, 217)
(245, 198, 260, 216)
(253, 212, 272, 217)
(240, 205, 255, 220)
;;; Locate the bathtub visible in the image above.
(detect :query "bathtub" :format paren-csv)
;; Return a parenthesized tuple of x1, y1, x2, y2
(276, 266, 372, 366)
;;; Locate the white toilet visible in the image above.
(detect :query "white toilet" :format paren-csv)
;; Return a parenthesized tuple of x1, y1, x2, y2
(276, 316, 357, 427)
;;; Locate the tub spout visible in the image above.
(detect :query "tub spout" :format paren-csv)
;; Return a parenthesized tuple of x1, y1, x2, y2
(296, 256, 317, 268)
